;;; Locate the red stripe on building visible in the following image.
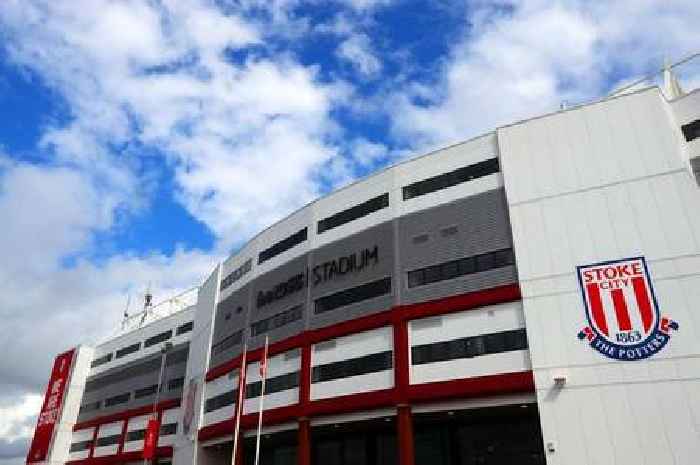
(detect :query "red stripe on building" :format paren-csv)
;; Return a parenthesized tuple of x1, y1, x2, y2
(586, 283, 609, 336)
(632, 276, 654, 332)
(610, 288, 632, 331)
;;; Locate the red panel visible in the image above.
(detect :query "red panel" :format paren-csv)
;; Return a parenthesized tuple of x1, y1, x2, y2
(65, 446, 172, 465)
(206, 284, 521, 382)
(142, 418, 160, 459)
(73, 398, 180, 431)
(298, 418, 311, 465)
(393, 320, 410, 403)
(26, 348, 76, 463)
(407, 371, 534, 403)
(397, 405, 415, 465)
(299, 345, 311, 408)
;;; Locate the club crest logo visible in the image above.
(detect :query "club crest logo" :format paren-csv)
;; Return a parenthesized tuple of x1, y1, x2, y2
(576, 257, 678, 361)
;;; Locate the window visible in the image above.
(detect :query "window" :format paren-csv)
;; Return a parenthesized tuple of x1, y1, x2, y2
(91, 353, 113, 368)
(115, 342, 140, 359)
(412, 234, 429, 244)
(176, 321, 194, 336)
(402, 158, 499, 200)
(144, 330, 172, 348)
(104, 392, 130, 407)
(84, 346, 189, 393)
(221, 258, 253, 291)
(134, 385, 158, 399)
(245, 371, 300, 398)
(70, 440, 92, 452)
(168, 377, 184, 390)
(204, 389, 238, 413)
(95, 434, 122, 447)
(79, 401, 100, 413)
(250, 305, 304, 337)
(681, 119, 700, 142)
(314, 277, 391, 315)
(212, 330, 243, 355)
(406, 248, 515, 289)
(411, 328, 528, 365)
(312, 351, 393, 383)
(318, 193, 389, 234)
(126, 429, 145, 442)
(160, 423, 177, 436)
(258, 228, 307, 264)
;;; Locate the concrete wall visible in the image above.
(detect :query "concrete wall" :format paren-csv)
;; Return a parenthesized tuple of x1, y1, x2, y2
(498, 87, 700, 465)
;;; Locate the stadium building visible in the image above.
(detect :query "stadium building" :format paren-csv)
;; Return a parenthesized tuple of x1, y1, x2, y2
(27, 74, 700, 465)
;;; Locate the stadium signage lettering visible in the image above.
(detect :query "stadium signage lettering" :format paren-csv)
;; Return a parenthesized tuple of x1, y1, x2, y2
(257, 272, 306, 308)
(256, 246, 380, 308)
(313, 246, 379, 286)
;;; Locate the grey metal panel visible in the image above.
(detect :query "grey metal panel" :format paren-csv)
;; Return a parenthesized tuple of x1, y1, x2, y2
(248, 254, 308, 351)
(398, 189, 517, 305)
(308, 222, 395, 329)
(77, 344, 189, 423)
(209, 284, 251, 368)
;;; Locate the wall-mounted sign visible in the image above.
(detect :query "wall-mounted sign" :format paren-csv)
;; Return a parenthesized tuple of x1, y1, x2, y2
(576, 257, 678, 361)
(26, 348, 75, 463)
(312, 246, 379, 286)
(257, 272, 306, 308)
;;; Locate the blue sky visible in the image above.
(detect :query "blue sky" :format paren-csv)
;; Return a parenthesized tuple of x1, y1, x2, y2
(0, 0, 699, 463)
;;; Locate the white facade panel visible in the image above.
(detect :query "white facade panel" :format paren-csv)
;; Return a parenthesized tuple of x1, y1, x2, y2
(202, 370, 238, 427)
(310, 327, 394, 400)
(92, 420, 123, 457)
(411, 350, 530, 385)
(158, 408, 180, 446)
(243, 349, 300, 414)
(68, 427, 94, 461)
(499, 87, 700, 465)
(311, 326, 393, 366)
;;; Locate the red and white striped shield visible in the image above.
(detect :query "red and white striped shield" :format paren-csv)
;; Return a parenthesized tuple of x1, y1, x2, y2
(576, 257, 677, 361)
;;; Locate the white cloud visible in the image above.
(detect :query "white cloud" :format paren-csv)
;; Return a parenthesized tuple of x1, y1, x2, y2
(337, 33, 382, 77)
(0, 395, 42, 443)
(391, 0, 700, 147)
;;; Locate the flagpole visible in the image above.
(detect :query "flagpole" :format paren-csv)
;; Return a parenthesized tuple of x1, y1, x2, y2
(231, 345, 247, 465)
(254, 336, 269, 465)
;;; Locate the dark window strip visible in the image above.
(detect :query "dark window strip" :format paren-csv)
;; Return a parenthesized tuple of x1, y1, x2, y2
(258, 228, 307, 264)
(144, 330, 172, 348)
(317, 193, 389, 234)
(176, 321, 194, 335)
(79, 401, 101, 413)
(70, 440, 92, 452)
(250, 305, 303, 337)
(84, 345, 189, 393)
(126, 429, 145, 442)
(95, 434, 122, 447)
(407, 248, 514, 289)
(160, 423, 177, 436)
(411, 328, 528, 365)
(245, 371, 300, 399)
(221, 259, 253, 291)
(168, 377, 185, 390)
(314, 277, 391, 315)
(134, 384, 158, 399)
(402, 157, 499, 200)
(681, 119, 700, 142)
(312, 350, 393, 383)
(91, 353, 113, 368)
(204, 389, 238, 413)
(104, 392, 130, 407)
(212, 330, 243, 356)
(115, 342, 140, 359)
